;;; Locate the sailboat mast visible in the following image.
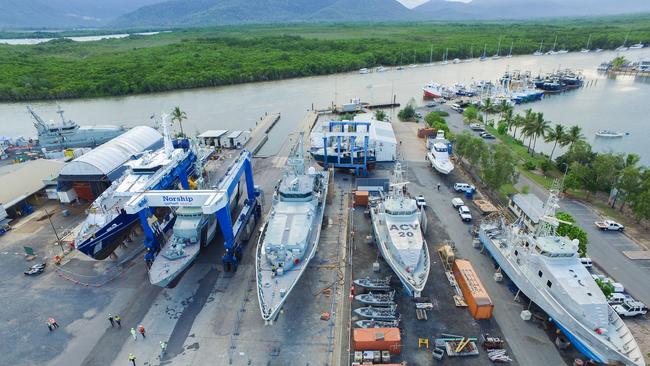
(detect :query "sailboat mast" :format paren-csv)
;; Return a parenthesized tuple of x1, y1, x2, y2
(429, 43, 433, 64)
(470, 45, 473, 58)
(508, 41, 513, 56)
(539, 39, 543, 52)
(552, 35, 557, 51)
(496, 36, 502, 56)
(586, 34, 591, 49)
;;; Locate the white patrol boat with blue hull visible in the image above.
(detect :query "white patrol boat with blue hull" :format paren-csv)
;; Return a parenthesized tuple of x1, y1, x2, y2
(256, 134, 329, 322)
(479, 185, 644, 366)
(75, 116, 198, 260)
(27, 105, 126, 149)
(370, 163, 429, 297)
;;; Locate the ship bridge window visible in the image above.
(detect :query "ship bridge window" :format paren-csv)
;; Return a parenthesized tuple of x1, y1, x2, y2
(547, 280, 552, 288)
(385, 208, 416, 215)
(434, 146, 447, 152)
(279, 191, 312, 199)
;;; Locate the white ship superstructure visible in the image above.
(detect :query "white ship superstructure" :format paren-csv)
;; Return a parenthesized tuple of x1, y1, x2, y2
(370, 163, 430, 297)
(256, 134, 329, 321)
(427, 131, 454, 175)
(479, 186, 644, 366)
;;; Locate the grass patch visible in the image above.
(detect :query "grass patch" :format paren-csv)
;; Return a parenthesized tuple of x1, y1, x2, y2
(498, 183, 519, 203)
(520, 169, 555, 189)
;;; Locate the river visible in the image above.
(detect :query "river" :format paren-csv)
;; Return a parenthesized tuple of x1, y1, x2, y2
(0, 32, 163, 45)
(0, 49, 648, 162)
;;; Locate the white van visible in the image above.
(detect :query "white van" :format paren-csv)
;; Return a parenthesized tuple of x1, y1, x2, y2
(579, 257, 593, 269)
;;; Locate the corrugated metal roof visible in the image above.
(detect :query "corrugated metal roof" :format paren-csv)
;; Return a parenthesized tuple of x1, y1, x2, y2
(59, 126, 162, 177)
(0, 159, 64, 207)
(511, 193, 545, 224)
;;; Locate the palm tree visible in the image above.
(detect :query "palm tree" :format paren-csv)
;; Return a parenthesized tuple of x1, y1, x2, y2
(530, 112, 550, 153)
(511, 114, 525, 139)
(171, 106, 187, 137)
(481, 98, 494, 125)
(500, 105, 514, 134)
(521, 109, 536, 152)
(563, 125, 585, 148)
(544, 124, 567, 162)
(462, 105, 480, 125)
(498, 99, 510, 116)
(611, 56, 627, 71)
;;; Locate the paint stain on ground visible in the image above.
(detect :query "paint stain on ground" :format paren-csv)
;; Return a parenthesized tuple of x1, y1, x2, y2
(186, 342, 200, 350)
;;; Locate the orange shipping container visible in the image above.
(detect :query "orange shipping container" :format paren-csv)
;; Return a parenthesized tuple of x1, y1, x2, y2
(354, 191, 369, 206)
(353, 328, 402, 355)
(453, 259, 494, 320)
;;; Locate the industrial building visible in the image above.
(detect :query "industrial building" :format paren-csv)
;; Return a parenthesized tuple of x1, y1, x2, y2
(309, 113, 397, 162)
(0, 159, 64, 220)
(508, 193, 545, 232)
(57, 126, 162, 202)
(197, 130, 229, 148)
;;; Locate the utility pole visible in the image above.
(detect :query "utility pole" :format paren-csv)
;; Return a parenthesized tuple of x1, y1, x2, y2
(43, 206, 65, 255)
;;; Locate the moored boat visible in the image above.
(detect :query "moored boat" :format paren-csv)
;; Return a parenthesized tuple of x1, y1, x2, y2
(353, 276, 393, 291)
(354, 305, 399, 320)
(427, 131, 454, 175)
(355, 291, 396, 306)
(596, 130, 627, 138)
(355, 318, 401, 328)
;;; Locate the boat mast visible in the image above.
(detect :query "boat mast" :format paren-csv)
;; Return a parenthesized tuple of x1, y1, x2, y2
(586, 34, 591, 49)
(161, 113, 174, 156)
(551, 35, 557, 51)
(496, 36, 502, 56)
(622, 32, 629, 47)
(508, 41, 513, 56)
(287, 132, 305, 176)
(469, 45, 473, 59)
(429, 43, 433, 64)
(482, 44, 487, 58)
(538, 39, 544, 53)
(26, 106, 47, 131)
(56, 103, 67, 125)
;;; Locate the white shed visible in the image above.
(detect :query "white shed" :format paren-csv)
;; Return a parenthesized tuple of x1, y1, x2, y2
(198, 130, 229, 147)
(226, 130, 251, 149)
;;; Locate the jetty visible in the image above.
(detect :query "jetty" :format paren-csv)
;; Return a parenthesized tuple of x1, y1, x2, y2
(249, 113, 280, 157)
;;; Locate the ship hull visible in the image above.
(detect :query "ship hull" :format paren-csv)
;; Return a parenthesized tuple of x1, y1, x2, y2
(370, 210, 429, 297)
(75, 212, 139, 260)
(479, 228, 643, 366)
(39, 128, 125, 150)
(256, 171, 329, 321)
(427, 152, 454, 175)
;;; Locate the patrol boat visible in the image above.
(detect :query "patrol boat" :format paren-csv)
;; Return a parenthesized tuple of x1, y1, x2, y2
(479, 185, 644, 366)
(75, 117, 197, 260)
(370, 163, 429, 297)
(27, 105, 125, 149)
(256, 134, 329, 321)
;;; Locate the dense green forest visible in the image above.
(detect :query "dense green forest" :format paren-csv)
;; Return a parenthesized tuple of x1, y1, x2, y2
(1, 15, 649, 101)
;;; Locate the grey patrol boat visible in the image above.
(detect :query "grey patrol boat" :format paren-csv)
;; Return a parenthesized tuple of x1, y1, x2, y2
(370, 162, 429, 297)
(256, 134, 329, 322)
(27, 105, 125, 149)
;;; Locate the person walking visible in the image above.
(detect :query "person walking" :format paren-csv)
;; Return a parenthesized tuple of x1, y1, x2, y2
(437, 183, 441, 191)
(130, 327, 137, 341)
(48, 317, 59, 328)
(128, 353, 136, 366)
(108, 314, 114, 327)
(47, 321, 53, 332)
(114, 314, 121, 328)
(137, 325, 146, 338)
(159, 341, 167, 358)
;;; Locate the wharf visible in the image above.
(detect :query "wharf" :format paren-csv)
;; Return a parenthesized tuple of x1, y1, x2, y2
(248, 113, 280, 157)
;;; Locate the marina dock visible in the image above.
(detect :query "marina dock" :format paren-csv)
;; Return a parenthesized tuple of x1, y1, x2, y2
(248, 113, 280, 156)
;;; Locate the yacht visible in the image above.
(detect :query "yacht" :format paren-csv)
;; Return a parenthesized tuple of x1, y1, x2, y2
(596, 130, 627, 138)
(533, 40, 544, 56)
(27, 105, 126, 150)
(581, 34, 592, 53)
(426, 131, 454, 175)
(359, 68, 370, 74)
(74, 117, 196, 260)
(256, 135, 329, 321)
(479, 186, 644, 366)
(617, 33, 630, 52)
(629, 43, 644, 50)
(370, 163, 429, 297)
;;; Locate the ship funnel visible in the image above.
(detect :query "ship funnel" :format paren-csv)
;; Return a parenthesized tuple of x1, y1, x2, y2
(161, 113, 174, 156)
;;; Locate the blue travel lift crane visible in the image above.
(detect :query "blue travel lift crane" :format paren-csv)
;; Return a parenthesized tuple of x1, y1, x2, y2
(321, 120, 371, 176)
(124, 150, 262, 272)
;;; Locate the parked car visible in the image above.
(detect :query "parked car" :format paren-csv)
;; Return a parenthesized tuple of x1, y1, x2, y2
(416, 195, 427, 209)
(426, 102, 437, 108)
(451, 103, 464, 113)
(415, 112, 423, 119)
(594, 220, 624, 231)
(579, 257, 593, 269)
(612, 301, 647, 317)
(451, 197, 465, 208)
(469, 123, 484, 131)
(480, 132, 496, 139)
(454, 183, 475, 193)
(608, 293, 634, 305)
(458, 206, 473, 221)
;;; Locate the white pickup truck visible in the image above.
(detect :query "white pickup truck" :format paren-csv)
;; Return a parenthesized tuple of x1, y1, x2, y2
(594, 220, 624, 231)
(612, 301, 648, 317)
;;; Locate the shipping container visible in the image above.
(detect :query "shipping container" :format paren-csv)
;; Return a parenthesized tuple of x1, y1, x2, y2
(354, 191, 369, 206)
(353, 327, 401, 355)
(453, 259, 494, 319)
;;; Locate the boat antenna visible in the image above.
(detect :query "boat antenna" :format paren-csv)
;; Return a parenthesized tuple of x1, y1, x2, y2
(26, 106, 47, 131)
(161, 113, 174, 156)
(287, 132, 305, 176)
(56, 103, 67, 124)
(535, 179, 563, 237)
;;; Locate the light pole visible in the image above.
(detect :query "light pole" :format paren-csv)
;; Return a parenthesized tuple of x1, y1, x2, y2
(43, 206, 65, 255)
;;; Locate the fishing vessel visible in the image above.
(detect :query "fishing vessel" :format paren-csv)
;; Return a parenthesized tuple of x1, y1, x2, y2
(74, 117, 197, 260)
(427, 131, 454, 175)
(479, 185, 644, 366)
(27, 105, 126, 150)
(423, 82, 445, 98)
(370, 163, 430, 297)
(256, 134, 329, 321)
(596, 130, 627, 138)
(355, 318, 400, 328)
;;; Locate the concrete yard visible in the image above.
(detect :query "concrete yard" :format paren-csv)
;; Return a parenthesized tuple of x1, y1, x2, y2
(2, 108, 648, 366)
